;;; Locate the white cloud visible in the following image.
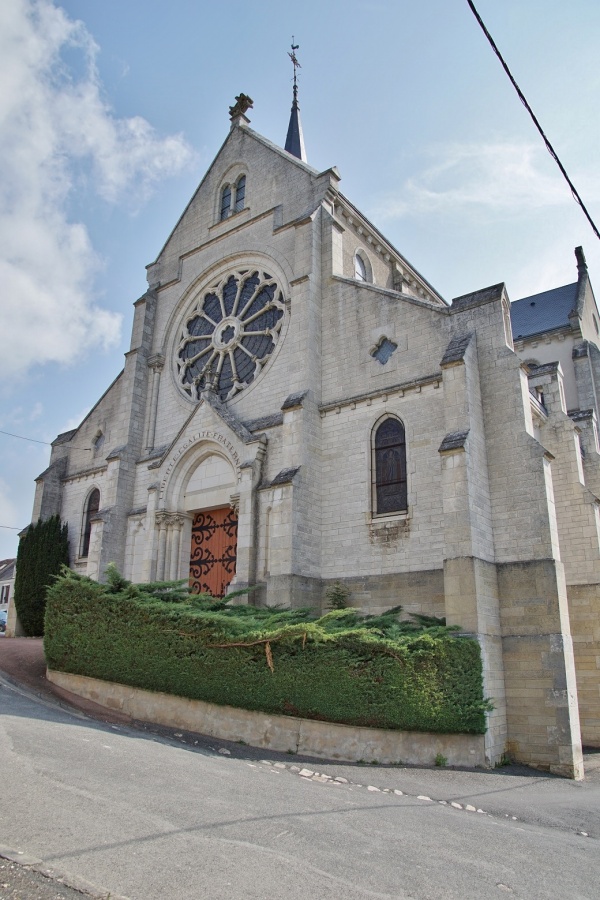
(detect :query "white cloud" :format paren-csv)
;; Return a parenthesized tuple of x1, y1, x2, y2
(0, 0, 194, 381)
(377, 141, 597, 220)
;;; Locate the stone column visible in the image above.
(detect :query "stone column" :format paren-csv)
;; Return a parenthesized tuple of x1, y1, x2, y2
(227, 447, 264, 600)
(87, 515, 104, 582)
(164, 520, 172, 582)
(145, 355, 165, 451)
(145, 486, 159, 582)
(169, 515, 184, 581)
(156, 513, 168, 581)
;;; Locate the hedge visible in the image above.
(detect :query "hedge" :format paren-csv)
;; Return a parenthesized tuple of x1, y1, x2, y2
(44, 567, 491, 734)
(14, 515, 69, 636)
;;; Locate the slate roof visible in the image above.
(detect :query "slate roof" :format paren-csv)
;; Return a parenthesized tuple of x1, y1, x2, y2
(284, 92, 306, 161)
(510, 282, 578, 339)
(0, 558, 16, 581)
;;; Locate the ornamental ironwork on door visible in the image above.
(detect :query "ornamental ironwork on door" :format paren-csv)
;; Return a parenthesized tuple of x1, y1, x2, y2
(189, 507, 238, 598)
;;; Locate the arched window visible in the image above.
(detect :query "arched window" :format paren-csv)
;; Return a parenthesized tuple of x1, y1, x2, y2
(373, 419, 407, 515)
(81, 489, 100, 558)
(220, 185, 231, 220)
(354, 252, 367, 282)
(234, 175, 246, 212)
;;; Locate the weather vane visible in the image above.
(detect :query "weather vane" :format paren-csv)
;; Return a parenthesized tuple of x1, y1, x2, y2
(288, 37, 301, 94)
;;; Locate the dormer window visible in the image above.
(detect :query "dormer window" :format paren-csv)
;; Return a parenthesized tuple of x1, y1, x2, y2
(234, 175, 246, 212)
(354, 252, 367, 282)
(220, 185, 231, 220)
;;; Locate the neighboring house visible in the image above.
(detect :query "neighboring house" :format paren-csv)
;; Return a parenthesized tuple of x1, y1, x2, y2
(0, 558, 16, 634)
(28, 89, 600, 778)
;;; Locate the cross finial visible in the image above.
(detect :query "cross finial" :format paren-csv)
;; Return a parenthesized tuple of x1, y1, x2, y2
(229, 93, 253, 122)
(285, 37, 306, 161)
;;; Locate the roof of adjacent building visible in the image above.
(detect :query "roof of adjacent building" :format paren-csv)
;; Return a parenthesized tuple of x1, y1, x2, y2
(0, 558, 16, 580)
(510, 282, 578, 339)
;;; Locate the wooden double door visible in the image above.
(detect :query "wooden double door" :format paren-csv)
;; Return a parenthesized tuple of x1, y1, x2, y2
(189, 506, 238, 598)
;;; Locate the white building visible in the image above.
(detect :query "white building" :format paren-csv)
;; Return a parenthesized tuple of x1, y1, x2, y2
(30, 92, 600, 777)
(0, 558, 16, 633)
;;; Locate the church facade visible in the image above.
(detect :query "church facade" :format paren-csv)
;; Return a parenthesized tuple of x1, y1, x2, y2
(32, 99, 600, 778)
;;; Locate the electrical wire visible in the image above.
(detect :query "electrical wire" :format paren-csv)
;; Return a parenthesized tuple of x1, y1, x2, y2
(0, 428, 90, 451)
(0, 525, 21, 530)
(466, 0, 600, 242)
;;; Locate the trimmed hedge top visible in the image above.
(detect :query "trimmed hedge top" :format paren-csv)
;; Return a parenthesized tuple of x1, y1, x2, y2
(44, 566, 491, 734)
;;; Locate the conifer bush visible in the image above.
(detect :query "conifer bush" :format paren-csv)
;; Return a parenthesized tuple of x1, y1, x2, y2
(44, 567, 492, 734)
(14, 516, 70, 636)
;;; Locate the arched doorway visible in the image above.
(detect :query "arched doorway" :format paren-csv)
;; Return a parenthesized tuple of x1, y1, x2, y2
(184, 453, 238, 598)
(189, 507, 238, 597)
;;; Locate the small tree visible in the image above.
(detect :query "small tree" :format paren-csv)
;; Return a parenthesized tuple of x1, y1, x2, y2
(14, 516, 70, 636)
(325, 580, 350, 610)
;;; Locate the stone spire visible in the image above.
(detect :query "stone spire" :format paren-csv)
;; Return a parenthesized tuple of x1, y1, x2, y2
(284, 40, 306, 161)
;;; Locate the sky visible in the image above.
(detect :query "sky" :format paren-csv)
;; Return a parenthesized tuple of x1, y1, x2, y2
(1, 0, 600, 559)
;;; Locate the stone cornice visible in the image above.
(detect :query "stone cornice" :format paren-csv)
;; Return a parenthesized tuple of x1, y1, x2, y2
(514, 323, 579, 348)
(319, 373, 442, 415)
(61, 464, 108, 485)
(331, 276, 446, 313)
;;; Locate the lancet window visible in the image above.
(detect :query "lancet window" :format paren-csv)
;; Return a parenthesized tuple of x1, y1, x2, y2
(81, 488, 100, 558)
(234, 175, 246, 212)
(220, 185, 232, 220)
(373, 418, 407, 515)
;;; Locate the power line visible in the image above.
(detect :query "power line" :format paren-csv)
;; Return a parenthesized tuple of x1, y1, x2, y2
(0, 428, 90, 451)
(466, 0, 600, 242)
(0, 525, 21, 530)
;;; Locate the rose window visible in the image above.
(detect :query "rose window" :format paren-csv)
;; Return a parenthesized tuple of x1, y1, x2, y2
(176, 269, 286, 401)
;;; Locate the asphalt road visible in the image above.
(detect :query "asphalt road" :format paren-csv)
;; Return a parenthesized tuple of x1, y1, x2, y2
(1, 676, 599, 900)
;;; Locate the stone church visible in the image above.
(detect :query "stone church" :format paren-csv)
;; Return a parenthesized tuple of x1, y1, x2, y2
(32, 89, 600, 778)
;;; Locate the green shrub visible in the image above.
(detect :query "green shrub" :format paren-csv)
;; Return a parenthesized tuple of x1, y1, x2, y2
(14, 516, 69, 636)
(44, 568, 492, 735)
(325, 580, 350, 610)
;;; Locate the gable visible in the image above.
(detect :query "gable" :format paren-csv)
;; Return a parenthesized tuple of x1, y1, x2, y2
(147, 124, 329, 289)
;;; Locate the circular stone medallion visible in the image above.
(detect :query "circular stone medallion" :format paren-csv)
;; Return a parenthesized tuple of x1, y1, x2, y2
(213, 317, 242, 350)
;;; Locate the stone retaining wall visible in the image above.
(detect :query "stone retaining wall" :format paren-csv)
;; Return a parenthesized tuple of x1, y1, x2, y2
(47, 668, 486, 767)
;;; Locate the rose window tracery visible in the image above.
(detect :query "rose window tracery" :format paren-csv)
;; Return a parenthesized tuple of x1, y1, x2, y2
(176, 269, 286, 401)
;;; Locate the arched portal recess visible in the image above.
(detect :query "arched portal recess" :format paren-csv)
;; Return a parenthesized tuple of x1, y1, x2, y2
(184, 453, 238, 598)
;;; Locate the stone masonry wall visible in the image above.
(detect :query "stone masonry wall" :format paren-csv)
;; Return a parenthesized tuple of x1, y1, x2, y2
(568, 583, 600, 746)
